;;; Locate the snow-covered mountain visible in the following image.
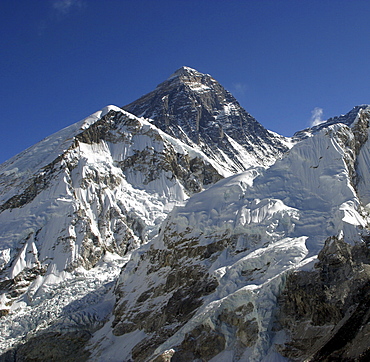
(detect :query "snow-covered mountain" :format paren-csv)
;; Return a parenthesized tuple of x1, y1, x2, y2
(1, 67, 370, 361)
(0, 104, 228, 357)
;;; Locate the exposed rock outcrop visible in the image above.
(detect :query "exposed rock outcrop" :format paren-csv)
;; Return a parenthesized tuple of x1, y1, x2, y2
(111, 231, 221, 361)
(278, 236, 370, 361)
(0, 331, 91, 362)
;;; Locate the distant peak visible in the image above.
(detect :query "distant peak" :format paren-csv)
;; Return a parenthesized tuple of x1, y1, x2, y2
(167, 66, 205, 80)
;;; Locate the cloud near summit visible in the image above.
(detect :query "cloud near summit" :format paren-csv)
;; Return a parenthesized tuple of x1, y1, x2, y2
(310, 107, 324, 127)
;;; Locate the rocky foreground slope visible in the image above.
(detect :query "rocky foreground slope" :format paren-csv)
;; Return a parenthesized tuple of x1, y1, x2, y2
(1, 68, 370, 361)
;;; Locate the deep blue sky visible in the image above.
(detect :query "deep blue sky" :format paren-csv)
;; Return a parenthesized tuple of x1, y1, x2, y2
(1, 0, 370, 164)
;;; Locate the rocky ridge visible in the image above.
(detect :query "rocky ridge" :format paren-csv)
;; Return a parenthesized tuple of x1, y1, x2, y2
(278, 236, 370, 361)
(0, 63, 290, 358)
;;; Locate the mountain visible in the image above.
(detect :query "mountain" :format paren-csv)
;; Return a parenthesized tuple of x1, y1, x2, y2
(124, 66, 291, 173)
(1, 67, 370, 361)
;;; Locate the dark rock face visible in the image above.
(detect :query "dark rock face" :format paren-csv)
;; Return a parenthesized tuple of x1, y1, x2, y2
(276, 110, 370, 361)
(0, 331, 91, 362)
(0, 106, 227, 359)
(110, 219, 234, 360)
(171, 324, 226, 362)
(110, 210, 269, 361)
(112, 249, 219, 361)
(81, 108, 223, 196)
(0, 154, 64, 212)
(0, 108, 224, 276)
(124, 66, 288, 171)
(3, 64, 370, 361)
(278, 236, 370, 361)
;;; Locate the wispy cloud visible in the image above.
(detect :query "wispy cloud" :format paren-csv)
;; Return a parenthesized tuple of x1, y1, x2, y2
(38, 0, 86, 35)
(231, 82, 248, 98)
(233, 82, 247, 94)
(52, 0, 85, 16)
(310, 107, 324, 127)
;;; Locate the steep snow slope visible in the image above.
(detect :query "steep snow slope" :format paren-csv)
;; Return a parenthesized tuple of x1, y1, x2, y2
(0, 105, 226, 354)
(124, 66, 291, 173)
(94, 106, 370, 361)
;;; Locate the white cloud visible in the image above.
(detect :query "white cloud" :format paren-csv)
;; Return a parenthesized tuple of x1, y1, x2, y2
(231, 82, 248, 98)
(52, 0, 84, 15)
(233, 82, 247, 93)
(37, 0, 85, 35)
(310, 107, 324, 127)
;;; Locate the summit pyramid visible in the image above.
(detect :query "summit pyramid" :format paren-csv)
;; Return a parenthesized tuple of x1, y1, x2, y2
(124, 66, 290, 173)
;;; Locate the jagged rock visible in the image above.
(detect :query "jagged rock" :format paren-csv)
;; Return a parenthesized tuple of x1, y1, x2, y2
(112, 258, 219, 355)
(0, 105, 225, 354)
(278, 236, 370, 361)
(219, 304, 258, 348)
(151, 349, 175, 362)
(171, 324, 226, 361)
(0, 153, 64, 212)
(92, 105, 370, 361)
(0, 331, 91, 362)
(0, 310, 9, 317)
(3, 67, 370, 362)
(0, 105, 224, 282)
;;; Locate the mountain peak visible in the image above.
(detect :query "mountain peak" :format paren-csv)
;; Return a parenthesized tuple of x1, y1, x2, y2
(123, 68, 289, 172)
(168, 66, 205, 80)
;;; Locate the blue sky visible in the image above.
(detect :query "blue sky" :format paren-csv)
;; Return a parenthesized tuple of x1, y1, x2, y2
(1, 0, 370, 164)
